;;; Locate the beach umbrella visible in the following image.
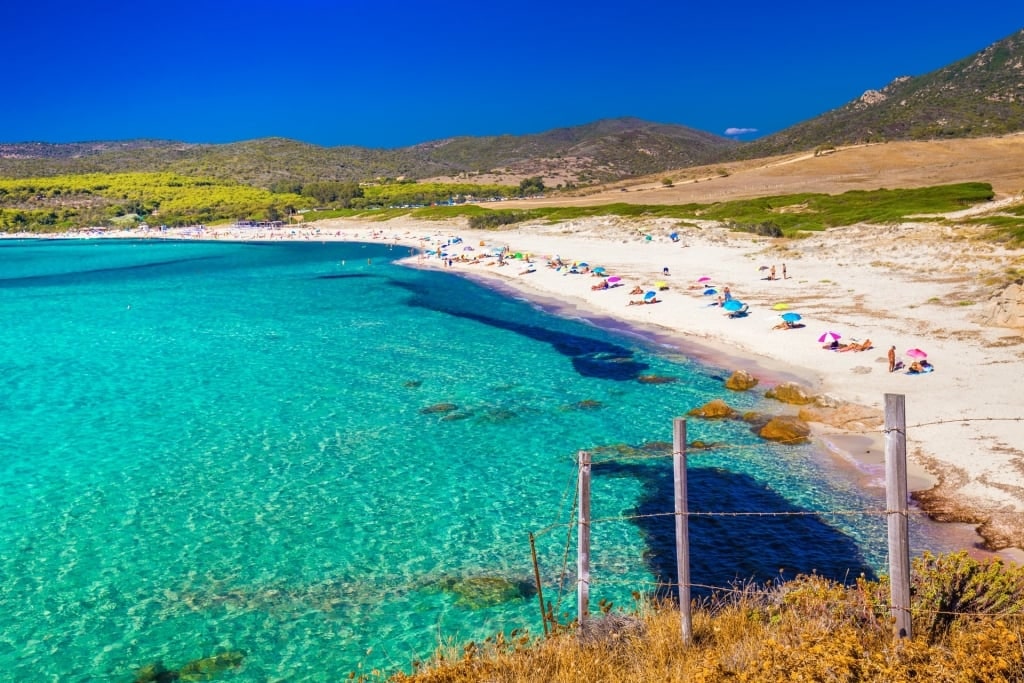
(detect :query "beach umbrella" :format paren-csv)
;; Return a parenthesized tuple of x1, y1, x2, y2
(703, 288, 717, 295)
(655, 280, 668, 289)
(772, 302, 789, 310)
(906, 348, 928, 359)
(644, 290, 657, 301)
(723, 299, 745, 311)
(593, 266, 606, 274)
(669, 232, 679, 241)
(697, 276, 712, 283)
(818, 331, 841, 343)
(758, 265, 770, 271)
(607, 276, 622, 284)
(781, 312, 802, 323)
(577, 262, 589, 268)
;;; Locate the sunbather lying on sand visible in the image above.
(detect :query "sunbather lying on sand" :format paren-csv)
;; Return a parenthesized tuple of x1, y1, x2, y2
(839, 339, 873, 352)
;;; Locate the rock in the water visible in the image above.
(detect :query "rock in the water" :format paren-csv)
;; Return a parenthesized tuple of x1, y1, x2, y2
(420, 402, 458, 414)
(724, 370, 759, 391)
(177, 651, 246, 681)
(637, 374, 677, 384)
(764, 382, 816, 405)
(759, 416, 811, 443)
(574, 399, 603, 410)
(687, 399, 736, 418)
(442, 576, 525, 609)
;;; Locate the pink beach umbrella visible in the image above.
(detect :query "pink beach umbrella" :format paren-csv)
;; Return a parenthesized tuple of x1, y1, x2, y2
(818, 331, 841, 343)
(697, 276, 712, 282)
(906, 348, 928, 359)
(607, 276, 622, 284)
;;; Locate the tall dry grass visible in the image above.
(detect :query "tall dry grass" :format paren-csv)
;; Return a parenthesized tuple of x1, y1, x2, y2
(380, 552, 1024, 683)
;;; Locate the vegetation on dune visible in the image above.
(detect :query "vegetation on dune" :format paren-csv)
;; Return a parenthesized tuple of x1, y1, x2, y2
(0, 172, 1005, 239)
(382, 552, 1024, 683)
(0, 172, 308, 232)
(464, 183, 997, 236)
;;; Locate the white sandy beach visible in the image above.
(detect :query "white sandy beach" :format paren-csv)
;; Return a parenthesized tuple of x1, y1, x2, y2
(46, 214, 1024, 556)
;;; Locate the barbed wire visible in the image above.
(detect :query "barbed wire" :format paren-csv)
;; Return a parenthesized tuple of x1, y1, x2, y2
(577, 575, 1024, 619)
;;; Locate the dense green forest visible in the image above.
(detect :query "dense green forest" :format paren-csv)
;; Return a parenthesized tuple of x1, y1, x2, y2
(0, 173, 536, 233)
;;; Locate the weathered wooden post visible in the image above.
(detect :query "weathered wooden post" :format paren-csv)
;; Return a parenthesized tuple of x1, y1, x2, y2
(673, 418, 692, 643)
(529, 532, 549, 637)
(884, 393, 912, 639)
(577, 449, 591, 629)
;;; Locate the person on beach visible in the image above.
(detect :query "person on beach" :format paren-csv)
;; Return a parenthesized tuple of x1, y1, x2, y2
(663, 267, 670, 276)
(782, 263, 788, 279)
(769, 265, 776, 280)
(888, 346, 897, 372)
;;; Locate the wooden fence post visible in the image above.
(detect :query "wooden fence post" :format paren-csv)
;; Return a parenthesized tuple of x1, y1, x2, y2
(577, 449, 591, 629)
(884, 393, 912, 639)
(673, 418, 692, 644)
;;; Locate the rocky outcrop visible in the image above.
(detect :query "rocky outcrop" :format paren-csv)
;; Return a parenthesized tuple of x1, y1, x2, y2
(724, 370, 759, 391)
(759, 416, 811, 443)
(764, 381, 816, 405)
(687, 399, 736, 418)
(980, 280, 1024, 329)
(798, 402, 883, 431)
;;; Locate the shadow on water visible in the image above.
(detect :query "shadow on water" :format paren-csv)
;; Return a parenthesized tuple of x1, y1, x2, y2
(598, 460, 876, 596)
(0, 255, 223, 288)
(392, 279, 650, 380)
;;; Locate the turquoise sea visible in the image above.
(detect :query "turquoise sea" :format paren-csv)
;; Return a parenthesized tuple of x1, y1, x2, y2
(0, 238, 962, 681)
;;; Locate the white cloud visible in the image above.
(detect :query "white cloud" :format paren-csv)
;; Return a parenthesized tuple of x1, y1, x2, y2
(724, 127, 758, 136)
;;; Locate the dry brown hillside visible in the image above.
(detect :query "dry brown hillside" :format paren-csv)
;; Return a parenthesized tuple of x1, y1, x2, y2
(504, 134, 1024, 208)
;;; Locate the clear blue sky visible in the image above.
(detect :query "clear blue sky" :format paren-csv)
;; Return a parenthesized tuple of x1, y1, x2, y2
(3, 1, 1021, 148)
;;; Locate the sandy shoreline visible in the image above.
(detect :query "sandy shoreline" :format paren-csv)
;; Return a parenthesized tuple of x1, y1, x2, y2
(12, 217, 1024, 559)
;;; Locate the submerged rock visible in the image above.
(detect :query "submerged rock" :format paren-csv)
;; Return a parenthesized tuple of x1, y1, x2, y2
(440, 412, 472, 422)
(637, 374, 677, 384)
(573, 399, 603, 410)
(420, 402, 458, 414)
(432, 576, 529, 609)
(178, 651, 246, 681)
(134, 651, 245, 683)
(403, 380, 423, 388)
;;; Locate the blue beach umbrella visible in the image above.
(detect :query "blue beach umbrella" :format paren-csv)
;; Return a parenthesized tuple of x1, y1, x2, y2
(644, 290, 657, 300)
(593, 266, 606, 274)
(723, 299, 745, 312)
(781, 312, 802, 323)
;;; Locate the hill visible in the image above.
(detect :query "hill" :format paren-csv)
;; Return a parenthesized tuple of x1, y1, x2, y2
(737, 28, 1024, 158)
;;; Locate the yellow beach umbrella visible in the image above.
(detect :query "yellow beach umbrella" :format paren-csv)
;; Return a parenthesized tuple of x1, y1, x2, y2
(772, 302, 789, 310)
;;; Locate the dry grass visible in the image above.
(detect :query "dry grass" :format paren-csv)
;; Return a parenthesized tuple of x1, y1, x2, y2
(504, 135, 1024, 209)
(384, 553, 1024, 683)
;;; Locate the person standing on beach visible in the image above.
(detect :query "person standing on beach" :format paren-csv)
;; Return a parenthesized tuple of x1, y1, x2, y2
(782, 263, 787, 279)
(770, 265, 776, 281)
(888, 345, 897, 372)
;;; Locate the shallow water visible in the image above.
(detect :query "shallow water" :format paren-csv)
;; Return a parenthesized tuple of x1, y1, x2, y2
(0, 239, 963, 681)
